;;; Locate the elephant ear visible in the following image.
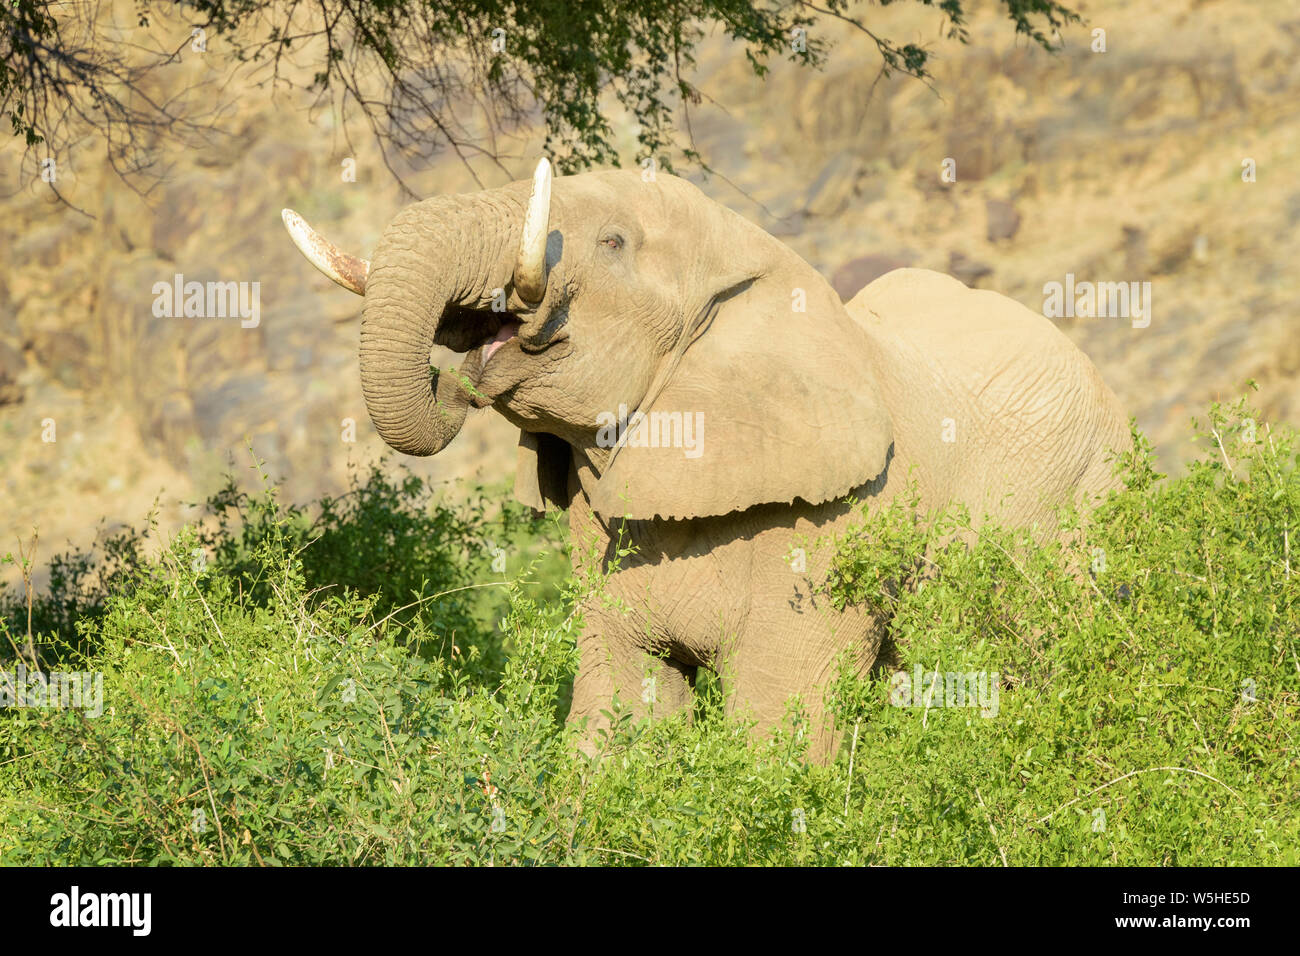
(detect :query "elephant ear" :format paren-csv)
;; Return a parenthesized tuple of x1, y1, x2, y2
(589, 278, 894, 521)
(515, 430, 575, 511)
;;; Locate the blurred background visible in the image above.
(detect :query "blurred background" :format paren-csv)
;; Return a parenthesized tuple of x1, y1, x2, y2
(2, 0, 1297, 584)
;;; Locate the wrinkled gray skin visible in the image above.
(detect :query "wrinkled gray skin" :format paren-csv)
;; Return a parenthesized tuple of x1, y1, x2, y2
(289, 167, 1132, 763)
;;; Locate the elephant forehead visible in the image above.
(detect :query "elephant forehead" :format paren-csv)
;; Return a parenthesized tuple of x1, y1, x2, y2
(557, 170, 696, 223)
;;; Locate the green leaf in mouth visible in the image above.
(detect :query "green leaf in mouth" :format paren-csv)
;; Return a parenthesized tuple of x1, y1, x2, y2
(455, 372, 489, 403)
(430, 364, 489, 403)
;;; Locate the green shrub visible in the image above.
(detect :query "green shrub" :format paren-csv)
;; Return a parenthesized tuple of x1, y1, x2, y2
(2, 461, 567, 679)
(1, 399, 1295, 865)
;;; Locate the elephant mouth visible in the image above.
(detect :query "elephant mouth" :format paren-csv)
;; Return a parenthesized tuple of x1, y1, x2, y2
(436, 306, 567, 367)
(481, 321, 519, 363)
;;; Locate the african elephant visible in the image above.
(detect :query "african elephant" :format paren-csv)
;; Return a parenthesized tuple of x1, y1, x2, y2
(282, 160, 1132, 762)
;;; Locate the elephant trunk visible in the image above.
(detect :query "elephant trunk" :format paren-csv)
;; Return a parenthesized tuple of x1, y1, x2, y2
(359, 188, 538, 456)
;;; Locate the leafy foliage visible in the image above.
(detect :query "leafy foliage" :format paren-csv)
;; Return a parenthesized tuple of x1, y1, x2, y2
(3, 0, 1080, 187)
(2, 462, 564, 680)
(2, 399, 1295, 865)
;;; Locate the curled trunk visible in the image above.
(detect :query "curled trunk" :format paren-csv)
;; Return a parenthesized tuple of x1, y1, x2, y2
(358, 192, 525, 456)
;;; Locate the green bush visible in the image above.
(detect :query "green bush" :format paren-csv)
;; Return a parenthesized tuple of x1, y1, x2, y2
(1, 399, 1296, 865)
(2, 462, 567, 680)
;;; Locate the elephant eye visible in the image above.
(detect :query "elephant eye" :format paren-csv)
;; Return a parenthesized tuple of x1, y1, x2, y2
(599, 234, 624, 251)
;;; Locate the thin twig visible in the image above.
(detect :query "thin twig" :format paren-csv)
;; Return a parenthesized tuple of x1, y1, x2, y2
(974, 787, 1008, 867)
(844, 719, 861, 814)
(1034, 766, 1242, 826)
(1211, 428, 1236, 480)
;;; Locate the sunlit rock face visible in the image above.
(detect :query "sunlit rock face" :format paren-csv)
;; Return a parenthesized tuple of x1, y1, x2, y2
(3, 0, 1299, 584)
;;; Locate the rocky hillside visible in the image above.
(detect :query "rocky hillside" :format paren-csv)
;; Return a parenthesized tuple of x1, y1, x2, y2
(3, 0, 1298, 582)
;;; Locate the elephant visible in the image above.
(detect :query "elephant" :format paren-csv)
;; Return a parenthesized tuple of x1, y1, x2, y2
(282, 159, 1132, 762)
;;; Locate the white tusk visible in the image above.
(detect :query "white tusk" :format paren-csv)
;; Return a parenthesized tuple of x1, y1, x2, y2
(281, 208, 370, 296)
(513, 158, 552, 304)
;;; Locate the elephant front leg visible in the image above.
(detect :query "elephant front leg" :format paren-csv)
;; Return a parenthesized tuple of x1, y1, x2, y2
(719, 608, 883, 764)
(567, 610, 695, 758)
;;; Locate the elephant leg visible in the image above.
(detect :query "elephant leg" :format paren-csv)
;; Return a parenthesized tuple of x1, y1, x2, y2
(719, 611, 882, 764)
(567, 611, 695, 757)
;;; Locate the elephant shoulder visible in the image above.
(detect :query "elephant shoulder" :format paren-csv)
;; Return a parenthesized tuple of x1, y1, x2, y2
(845, 267, 969, 319)
(848, 268, 1131, 521)
(847, 267, 1076, 361)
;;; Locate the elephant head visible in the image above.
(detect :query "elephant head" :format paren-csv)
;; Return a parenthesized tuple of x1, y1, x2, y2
(283, 161, 894, 521)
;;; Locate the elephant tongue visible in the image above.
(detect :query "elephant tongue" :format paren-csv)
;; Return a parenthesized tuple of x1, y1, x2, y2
(481, 321, 520, 364)
(448, 321, 518, 411)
